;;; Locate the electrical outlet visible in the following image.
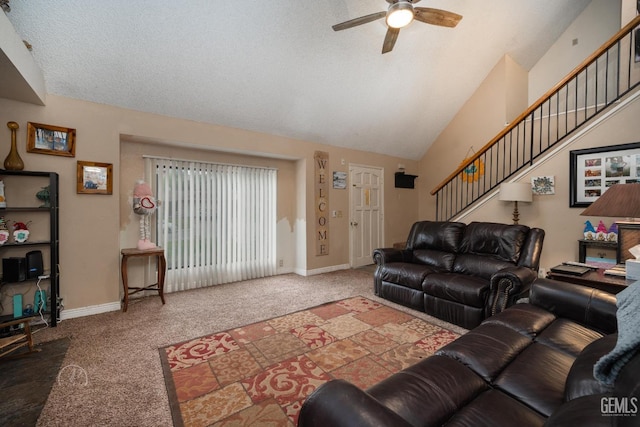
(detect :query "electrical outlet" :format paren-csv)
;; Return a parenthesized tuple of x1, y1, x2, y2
(279, 259, 284, 267)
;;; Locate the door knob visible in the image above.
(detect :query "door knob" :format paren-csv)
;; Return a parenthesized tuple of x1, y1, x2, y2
(351, 221, 358, 226)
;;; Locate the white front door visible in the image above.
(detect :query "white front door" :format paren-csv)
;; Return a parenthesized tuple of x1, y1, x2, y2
(350, 165, 384, 268)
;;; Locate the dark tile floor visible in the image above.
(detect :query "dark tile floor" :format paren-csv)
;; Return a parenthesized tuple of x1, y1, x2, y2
(0, 337, 70, 427)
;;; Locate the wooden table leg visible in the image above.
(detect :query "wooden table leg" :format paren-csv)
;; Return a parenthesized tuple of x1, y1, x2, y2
(121, 254, 129, 312)
(158, 253, 166, 305)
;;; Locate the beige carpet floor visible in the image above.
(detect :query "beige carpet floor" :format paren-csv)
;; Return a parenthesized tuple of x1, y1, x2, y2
(28, 268, 465, 426)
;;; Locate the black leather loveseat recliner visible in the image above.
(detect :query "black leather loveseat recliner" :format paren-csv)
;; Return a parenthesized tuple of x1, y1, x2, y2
(299, 279, 640, 427)
(374, 220, 545, 329)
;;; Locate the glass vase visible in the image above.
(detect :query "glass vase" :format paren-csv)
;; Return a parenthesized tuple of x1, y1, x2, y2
(4, 121, 24, 171)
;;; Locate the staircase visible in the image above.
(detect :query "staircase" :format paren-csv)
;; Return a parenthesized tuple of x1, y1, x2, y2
(431, 15, 640, 221)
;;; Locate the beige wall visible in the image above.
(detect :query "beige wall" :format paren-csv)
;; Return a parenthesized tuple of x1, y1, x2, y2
(420, 1, 624, 221)
(528, 0, 621, 103)
(0, 94, 419, 314)
(418, 0, 640, 275)
(418, 55, 527, 219)
(458, 94, 640, 274)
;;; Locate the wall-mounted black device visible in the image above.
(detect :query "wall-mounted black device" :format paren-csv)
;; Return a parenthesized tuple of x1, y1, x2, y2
(3, 257, 27, 282)
(26, 250, 44, 279)
(394, 172, 418, 189)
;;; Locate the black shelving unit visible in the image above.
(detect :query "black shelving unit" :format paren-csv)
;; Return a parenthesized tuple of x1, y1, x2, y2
(0, 170, 59, 327)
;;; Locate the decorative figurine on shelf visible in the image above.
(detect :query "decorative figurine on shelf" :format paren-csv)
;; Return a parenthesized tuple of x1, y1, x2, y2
(0, 180, 6, 208)
(12, 221, 30, 243)
(608, 222, 619, 242)
(36, 186, 50, 208)
(584, 220, 596, 240)
(596, 220, 608, 241)
(133, 180, 157, 250)
(0, 217, 9, 245)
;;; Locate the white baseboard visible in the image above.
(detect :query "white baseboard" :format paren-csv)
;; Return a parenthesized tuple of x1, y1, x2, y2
(296, 263, 350, 276)
(277, 266, 295, 275)
(59, 301, 121, 321)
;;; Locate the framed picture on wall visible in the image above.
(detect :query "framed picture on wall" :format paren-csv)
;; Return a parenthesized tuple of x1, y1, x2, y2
(27, 122, 76, 157)
(569, 142, 640, 207)
(77, 161, 113, 194)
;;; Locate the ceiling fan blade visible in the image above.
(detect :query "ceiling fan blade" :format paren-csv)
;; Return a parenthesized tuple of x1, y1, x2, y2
(332, 11, 387, 31)
(414, 7, 462, 28)
(382, 27, 400, 54)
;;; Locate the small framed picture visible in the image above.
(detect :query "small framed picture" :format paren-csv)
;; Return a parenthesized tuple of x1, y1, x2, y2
(333, 171, 347, 189)
(531, 176, 555, 195)
(27, 122, 76, 157)
(77, 161, 112, 194)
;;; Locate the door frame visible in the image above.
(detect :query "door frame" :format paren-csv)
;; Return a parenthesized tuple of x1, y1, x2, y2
(349, 163, 385, 268)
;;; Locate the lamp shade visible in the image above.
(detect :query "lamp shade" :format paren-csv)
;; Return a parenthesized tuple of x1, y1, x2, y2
(499, 182, 533, 202)
(580, 183, 640, 217)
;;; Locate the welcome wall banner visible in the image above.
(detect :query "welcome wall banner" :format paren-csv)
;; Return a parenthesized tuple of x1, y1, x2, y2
(315, 151, 329, 256)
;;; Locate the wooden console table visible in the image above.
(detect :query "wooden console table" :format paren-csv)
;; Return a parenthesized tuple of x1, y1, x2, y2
(577, 239, 617, 263)
(120, 247, 166, 312)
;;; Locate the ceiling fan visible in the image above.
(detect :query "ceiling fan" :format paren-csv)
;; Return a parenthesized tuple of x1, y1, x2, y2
(332, 0, 462, 54)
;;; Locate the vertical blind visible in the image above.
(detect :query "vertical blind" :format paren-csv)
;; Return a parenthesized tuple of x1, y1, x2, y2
(145, 157, 277, 293)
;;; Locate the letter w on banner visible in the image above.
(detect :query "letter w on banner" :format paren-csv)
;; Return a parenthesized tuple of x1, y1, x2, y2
(315, 151, 329, 256)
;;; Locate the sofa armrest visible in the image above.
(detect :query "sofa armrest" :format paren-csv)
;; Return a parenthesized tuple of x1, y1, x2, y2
(488, 266, 538, 316)
(372, 248, 413, 295)
(372, 248, 412, 265)
(298, 380, 412, 427)
(530, 278, 618, 334)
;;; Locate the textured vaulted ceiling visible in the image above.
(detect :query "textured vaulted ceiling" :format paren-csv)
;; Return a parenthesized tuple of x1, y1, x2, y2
(5, 0, 592, 160)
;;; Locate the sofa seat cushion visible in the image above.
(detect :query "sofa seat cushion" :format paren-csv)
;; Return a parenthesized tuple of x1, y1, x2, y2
(368, 355, 488, 427)
(380, 262, 439, 291)
(494, 342, 575, 417)
(453, 253, 515, 280)
(543, 394, 612, 427)
(535, 318, 605, 357)
(445, 389, 546, 427)
(423, 273, 489, 307)
(436, 323, 533, 382)
(565, 334, 617, 401)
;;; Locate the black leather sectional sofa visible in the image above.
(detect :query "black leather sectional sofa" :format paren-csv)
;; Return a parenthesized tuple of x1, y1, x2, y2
(299, 279, 639, 427)
(373, 220, 545, 329)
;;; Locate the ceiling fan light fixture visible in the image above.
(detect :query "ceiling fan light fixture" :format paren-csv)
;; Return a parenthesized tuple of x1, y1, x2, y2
(386, 1, 414, 29)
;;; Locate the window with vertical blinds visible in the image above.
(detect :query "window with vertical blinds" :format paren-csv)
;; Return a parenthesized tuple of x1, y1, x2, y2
(145, 157, 277, 293)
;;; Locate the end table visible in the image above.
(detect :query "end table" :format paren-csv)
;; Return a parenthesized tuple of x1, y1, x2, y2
(120, 247, 166, 312)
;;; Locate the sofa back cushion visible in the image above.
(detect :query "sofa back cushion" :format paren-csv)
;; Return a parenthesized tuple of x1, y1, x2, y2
(453, 254, 515, 280)
(406, 221, 466, 253)
(412, 249, 457, 271)
(460, 222, 529, 263)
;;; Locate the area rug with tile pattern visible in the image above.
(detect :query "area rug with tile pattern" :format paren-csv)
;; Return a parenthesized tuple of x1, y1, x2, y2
(159, 296, 461, 426)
